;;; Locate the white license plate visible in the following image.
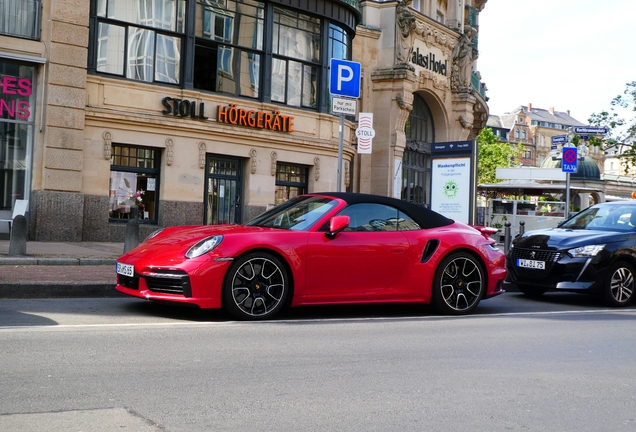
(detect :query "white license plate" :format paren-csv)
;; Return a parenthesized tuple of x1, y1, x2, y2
(516, 259, 545, 270)
(116, 262, 134, 277)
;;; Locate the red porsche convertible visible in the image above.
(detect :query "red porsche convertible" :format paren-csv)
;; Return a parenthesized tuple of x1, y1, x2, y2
(116, 192, 506, 320)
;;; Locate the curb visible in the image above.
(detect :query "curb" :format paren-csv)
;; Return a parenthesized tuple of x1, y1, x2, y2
(0, 282, 124, 299)
(0, 258, 117, 266)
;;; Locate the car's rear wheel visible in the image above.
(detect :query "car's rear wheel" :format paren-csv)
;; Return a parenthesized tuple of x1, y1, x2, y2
(517, 285, 548, 297)
(432, 252, 485, 315)
(223, 252, 289, 320)
(604, 261, 635, 307)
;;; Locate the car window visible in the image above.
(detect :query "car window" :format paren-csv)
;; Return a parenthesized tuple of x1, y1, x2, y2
(246, 196, 339, 231)
(562, 205, 636, 231)
(335, 204, 420, 232)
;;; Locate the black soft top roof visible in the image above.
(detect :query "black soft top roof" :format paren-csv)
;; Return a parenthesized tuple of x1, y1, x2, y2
(313, 192, 454, 229)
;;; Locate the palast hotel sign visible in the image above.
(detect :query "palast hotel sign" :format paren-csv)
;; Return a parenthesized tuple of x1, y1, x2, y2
(409, 41, 448, 77)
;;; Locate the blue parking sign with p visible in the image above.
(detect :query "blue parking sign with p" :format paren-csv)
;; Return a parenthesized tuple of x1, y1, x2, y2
(330, 58, 361, 99)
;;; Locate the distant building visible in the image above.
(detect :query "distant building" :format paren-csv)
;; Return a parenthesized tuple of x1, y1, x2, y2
(485, 115, 509, 142)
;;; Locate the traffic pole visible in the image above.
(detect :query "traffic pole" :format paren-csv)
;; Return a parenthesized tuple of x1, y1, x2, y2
(337, 114, 343, 192)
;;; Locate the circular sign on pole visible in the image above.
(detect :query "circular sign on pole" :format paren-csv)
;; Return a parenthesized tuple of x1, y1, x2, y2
(563, 148, 577, 164)
(356, 113, 375, 154)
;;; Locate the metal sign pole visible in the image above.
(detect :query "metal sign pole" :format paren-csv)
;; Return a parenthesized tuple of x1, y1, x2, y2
(565, 172, 570, 220)
(337, 114, 344, 192)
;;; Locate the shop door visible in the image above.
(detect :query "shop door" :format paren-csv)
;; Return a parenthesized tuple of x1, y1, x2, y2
(205, 155, 242, 225)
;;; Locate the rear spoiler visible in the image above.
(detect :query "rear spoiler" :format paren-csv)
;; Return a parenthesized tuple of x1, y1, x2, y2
(470, 225, 499, 239)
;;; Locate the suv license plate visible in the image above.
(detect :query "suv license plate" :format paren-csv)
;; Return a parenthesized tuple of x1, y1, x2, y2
(516, 259, 545, 270)
(116, 262, 134, 277)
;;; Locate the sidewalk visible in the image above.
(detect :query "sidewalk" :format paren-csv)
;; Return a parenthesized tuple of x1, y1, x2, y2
(0, 240, 124, 299)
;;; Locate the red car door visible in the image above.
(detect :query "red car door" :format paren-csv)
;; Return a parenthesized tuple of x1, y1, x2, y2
(303, 203, 412, 302)
(304, 230, 410, 301)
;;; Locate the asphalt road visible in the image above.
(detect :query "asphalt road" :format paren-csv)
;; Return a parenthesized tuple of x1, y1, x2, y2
(1, 294, 635, 432)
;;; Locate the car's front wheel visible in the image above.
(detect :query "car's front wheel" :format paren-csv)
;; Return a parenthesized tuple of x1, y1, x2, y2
(604, 261, 635, 307)
(223, 252, 289, 320)
(432, 252, 485, 315)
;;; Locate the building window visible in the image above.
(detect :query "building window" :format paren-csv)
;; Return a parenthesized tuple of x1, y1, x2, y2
(523, 148, 532, 159)
(194, 0, 264, 98)
(275, 162, 308, 204)
(514, 129, 519, 139)
(270, 7, 320, 108)
(109, 144, 160, 222)
(91, 0, 354, 112)
(0, 0, 41, 40)
(95, 0, 186, 84)
(521, 129, 527, 139)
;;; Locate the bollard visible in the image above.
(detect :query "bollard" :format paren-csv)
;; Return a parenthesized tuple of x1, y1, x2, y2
(519, 220, 525, 237)
(8, 215, 27, 256)
(123, 208, 140, 253)
(504, 221, 512, 254)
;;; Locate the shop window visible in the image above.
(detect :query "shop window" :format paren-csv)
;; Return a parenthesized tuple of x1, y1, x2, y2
(0, 60, 35, 215)
(95, 0, 186, 84)
(275, 162, 308, 204)
(0, 0, 41, 40)
(109, 144, 160, 222)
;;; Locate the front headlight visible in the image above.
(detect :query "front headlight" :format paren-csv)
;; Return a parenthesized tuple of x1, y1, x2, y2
(568, 244, 605, 258)
(186, 235, 224, 259)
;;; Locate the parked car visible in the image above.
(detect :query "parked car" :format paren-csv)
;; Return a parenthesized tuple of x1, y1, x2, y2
(116, 192, 506, 320)
(505, 201, 636, 306)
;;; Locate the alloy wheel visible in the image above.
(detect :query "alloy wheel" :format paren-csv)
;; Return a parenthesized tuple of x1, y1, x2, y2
(439, 256, 484, 312)
(230, 256, 287, 318)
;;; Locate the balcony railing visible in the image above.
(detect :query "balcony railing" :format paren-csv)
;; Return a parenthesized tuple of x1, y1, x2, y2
(472, 72, 487, 100)
(0, 0, 41, 40)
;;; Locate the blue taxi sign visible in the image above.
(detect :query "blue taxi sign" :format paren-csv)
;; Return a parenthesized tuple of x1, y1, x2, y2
(562, 147, 578, 173)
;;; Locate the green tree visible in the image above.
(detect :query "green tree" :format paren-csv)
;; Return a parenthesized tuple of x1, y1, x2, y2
(477, 127, 521, 184)
(589, 81, 636, 169)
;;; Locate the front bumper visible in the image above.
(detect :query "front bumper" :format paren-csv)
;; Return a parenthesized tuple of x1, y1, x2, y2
(505, 250, 609, 294)
(115, 257, 233, 309)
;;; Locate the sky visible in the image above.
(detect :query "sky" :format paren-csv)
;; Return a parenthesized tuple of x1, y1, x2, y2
(477, 0, 635, 124)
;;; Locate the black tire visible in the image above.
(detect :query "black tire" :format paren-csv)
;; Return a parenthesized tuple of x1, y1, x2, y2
(432, 252, 485, 315)
(603, 261, 635, 307)
(517, 285, 548, 298)
(223, 252, 289, 320)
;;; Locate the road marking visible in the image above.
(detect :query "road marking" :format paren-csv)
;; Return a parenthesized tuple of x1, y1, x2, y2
(0, 308, 634, 332)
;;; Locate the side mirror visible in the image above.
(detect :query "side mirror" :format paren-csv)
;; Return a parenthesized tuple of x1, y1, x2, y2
(325, 215, 350, 239)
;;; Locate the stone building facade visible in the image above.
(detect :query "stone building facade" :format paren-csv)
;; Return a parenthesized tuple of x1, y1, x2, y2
(0, 0, 489, 241)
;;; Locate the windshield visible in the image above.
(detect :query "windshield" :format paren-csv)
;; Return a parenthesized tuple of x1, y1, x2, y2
(245, 196, 339, 231)
(560, 204, 636, 232)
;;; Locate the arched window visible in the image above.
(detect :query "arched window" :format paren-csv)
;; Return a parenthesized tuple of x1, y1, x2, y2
(402, 93, 434, 207)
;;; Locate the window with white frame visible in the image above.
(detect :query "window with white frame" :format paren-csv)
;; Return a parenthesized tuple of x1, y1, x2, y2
(95, 0, 186, 84)
(0, 0, 41, 40)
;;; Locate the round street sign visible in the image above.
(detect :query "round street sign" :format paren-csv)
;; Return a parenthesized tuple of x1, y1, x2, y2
(563, 148, 577, 164)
